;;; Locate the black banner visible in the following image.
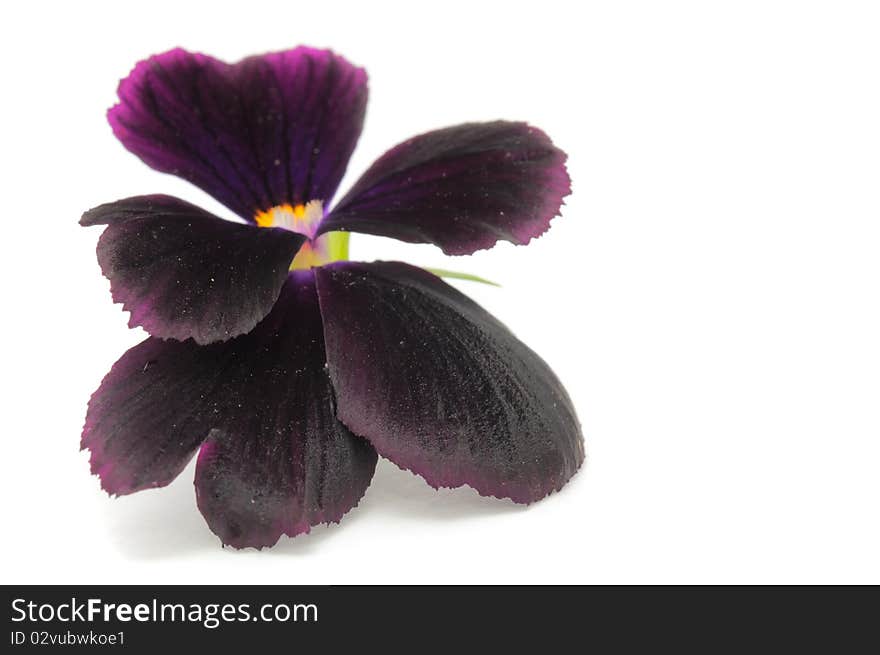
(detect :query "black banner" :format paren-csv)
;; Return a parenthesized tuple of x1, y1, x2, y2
(2, 586, 876, 650)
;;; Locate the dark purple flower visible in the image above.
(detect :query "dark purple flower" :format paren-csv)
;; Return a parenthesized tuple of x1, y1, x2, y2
(82, 46, 584, 549)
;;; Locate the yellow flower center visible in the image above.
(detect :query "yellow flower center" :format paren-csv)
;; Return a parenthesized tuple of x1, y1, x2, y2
(254, 200, 349, 270)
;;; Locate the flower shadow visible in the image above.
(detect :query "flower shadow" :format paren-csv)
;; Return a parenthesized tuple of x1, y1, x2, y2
(101, 461, 216, 559)
(270, 460, 527, 555)
(107, 459, 526, 560)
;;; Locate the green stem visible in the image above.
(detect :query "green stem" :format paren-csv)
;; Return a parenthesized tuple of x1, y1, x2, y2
(424, 267, 501, 287)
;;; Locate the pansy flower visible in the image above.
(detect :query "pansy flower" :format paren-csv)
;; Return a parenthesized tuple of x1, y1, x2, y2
(81, 47, 584, 548)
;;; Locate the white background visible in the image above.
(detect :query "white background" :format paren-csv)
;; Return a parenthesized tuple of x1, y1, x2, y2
(1, 0, 878, 584)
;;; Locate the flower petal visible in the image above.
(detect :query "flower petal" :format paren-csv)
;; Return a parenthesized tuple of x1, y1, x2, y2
(315, 261, 584, 503)
(318, 122, 571, 255)
(109, 47, 367, 220)
(82, 336, 236, 496)
(81, 195, 305, 344)
(194, 272, 377, 548)
(83, 272, 378, 547)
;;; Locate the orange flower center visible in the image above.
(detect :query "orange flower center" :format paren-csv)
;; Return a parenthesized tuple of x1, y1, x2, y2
(254, 200, 349, 270)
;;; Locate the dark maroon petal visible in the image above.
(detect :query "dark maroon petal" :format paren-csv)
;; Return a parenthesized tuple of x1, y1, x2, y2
(83, 272, 377, 547)
(81, 195, 305, 344)
(315, 261, 584, 503)
(194, 272, 377, 548)
(317, 122, 571, 255)
(82, 336, 238, 496)
(109, 47, 367, 220)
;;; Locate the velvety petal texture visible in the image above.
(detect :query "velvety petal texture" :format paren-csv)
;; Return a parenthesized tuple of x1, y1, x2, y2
(194, 273, 377, 548)
(318, 122, 571, 255)
(82, 337, 234, 496)
(83, 272, 377, 548)
(81, 195, 306, 344)
(109, 47, 367, 220)
(315, 261, 584, 503)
